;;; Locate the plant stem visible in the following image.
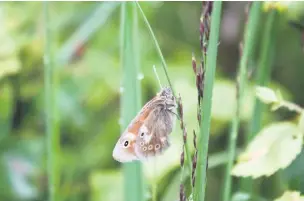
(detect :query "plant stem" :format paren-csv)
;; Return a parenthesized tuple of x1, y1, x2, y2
(223, 3, 262, 201)
(43, 2, 60, 201)
(247, 10, 277, 142)
(121, 2, 145, 201)
(241, 9, 278, 193)
(194, 2, 222, 201)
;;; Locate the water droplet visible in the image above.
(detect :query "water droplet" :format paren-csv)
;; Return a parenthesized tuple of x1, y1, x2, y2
(137, 73, 144, 80)
(119, 87, 124, 93)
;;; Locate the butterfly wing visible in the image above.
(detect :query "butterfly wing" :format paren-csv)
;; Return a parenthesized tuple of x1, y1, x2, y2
(112, 96, 159, 162)
(134, 103, 176, 159)
(113, 87, 176, 162)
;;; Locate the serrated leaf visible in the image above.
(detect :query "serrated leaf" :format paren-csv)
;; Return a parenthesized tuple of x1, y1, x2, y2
(232, 122, 303, 178)
(274, 191, 304, 201)
(255, 86, 279, 104)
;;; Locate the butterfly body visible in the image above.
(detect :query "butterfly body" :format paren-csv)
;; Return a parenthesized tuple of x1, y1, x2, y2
(113, 87, 177, 162)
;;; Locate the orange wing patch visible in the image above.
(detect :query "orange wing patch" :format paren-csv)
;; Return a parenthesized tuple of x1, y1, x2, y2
(128, 107, 151, 134)
(127, 94, 157, 135)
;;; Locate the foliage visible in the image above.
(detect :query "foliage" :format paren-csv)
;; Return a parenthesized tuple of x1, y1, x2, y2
(232, 122, 303, 178)
(274, 191, 304, 201)
(1, 2, 304, 201)
(233, 86, 304, 180)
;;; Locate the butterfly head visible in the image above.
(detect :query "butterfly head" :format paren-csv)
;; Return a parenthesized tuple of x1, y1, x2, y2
(158, 87, 176, 110)
(159, 87, 173, 97)
(112, 132, 138, 162)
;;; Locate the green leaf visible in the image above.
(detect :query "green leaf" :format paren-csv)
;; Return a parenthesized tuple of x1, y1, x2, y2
(255, 86, 279, 104)
(232, 122, 303, 178)
(274, 191, 304, 201)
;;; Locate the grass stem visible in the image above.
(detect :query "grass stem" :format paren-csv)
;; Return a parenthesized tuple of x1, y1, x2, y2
(222, 3, 262, 201)
(194, 2, 222, 201)
(120, 2, 145, 201)
(241, 9, 278, 193)
(43, 2, 60, 201)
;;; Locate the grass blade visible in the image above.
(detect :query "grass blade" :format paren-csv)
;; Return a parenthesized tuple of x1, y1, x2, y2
(56, 2, 119, 66)
(120, 2, 145, 201)
(241, 9, 278, 193)
(43, 2, 60, 201)
(246, 10, 277, 146)
(135, 2, 174, 95)
(194, 2, 222, 201)
(223, 3, 262, 201)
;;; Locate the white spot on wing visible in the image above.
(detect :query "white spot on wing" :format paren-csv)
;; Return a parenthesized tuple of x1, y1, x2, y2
(112, 132, 137, 163)
(160, 137, 167, 143)
(125, 132, 136, 141)
(139, 125, 152, 143)
(112, 143, 137, 162)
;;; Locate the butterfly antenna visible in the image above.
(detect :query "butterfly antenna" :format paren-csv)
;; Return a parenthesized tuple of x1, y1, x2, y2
(153, 65, 163, 89)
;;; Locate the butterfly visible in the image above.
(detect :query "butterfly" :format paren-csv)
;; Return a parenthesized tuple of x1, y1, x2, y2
(112, 87, 177, 163)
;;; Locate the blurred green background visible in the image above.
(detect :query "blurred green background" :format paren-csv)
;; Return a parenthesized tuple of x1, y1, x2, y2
(1, 1, 304, 201)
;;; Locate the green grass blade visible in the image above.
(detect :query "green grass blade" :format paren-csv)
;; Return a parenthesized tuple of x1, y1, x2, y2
(56, 2, 119, 66)
(222, 3, 262, 201)
(120, 2, 145, 201)
(246, 10, 277, 144)
(241, 9, 278, 193)
(43, 2, 60, 201)
(135, 2, 174, 95)
(194, 2, 222, 201)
